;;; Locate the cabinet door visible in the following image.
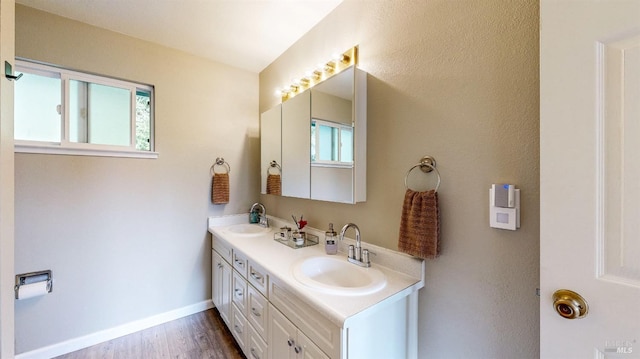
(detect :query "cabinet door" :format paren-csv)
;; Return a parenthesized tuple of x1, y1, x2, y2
(212, 251, 223, 315)
(213, 250, 232, 325)
(269, 304, 296, 359)
(212, 250, 219, 306)
(260, 104, 282, 195)
(297, 331, 329, 359)
(281, 89, 311, 199)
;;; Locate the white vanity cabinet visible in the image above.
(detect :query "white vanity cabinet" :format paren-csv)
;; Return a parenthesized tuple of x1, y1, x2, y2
(212, 244, 232, 326)
(269, 304, 329, 359)
(209, 216, 425, 359)
(213, 235, 270, 358)
(213, 237, 340, 359)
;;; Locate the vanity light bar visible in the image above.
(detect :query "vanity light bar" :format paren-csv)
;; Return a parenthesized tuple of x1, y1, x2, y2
(279, 46, 358, 102)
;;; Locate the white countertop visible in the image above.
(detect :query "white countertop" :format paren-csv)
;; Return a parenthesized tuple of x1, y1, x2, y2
(208, 214, 425, 328)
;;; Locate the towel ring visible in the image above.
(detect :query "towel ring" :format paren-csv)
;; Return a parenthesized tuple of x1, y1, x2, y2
(210, 157, 231, 176)
(267, 160, 281, 175)
(404, 156, 441, 192)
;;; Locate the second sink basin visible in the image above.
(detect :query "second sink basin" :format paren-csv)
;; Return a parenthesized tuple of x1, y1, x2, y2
(224, 223, 270, 237)
(292, 256, 386, 296)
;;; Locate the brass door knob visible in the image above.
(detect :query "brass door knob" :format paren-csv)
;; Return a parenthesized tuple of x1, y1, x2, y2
(552, 289, 589, 319)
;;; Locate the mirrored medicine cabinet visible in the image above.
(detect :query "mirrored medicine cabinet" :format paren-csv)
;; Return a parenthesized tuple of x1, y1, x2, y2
(260, 65, 367, 204)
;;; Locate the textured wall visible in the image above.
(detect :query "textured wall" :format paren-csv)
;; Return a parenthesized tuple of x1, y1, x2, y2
(259, 0, 540, 357)
(14, 5, 259, 353)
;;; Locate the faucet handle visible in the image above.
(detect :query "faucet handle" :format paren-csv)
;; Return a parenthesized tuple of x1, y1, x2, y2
(348, 245, 355, 259)
(259, 215, 269, 228)
(362, 249, 369, 264)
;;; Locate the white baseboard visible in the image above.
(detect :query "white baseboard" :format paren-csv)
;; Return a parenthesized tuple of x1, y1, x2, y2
(16, 300, 214, 359)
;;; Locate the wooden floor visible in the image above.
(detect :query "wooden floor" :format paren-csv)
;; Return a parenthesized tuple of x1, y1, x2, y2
(54, 309, 246, 359)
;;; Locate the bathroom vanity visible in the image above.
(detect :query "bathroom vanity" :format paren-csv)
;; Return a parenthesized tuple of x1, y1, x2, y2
(208, 215, 425, 359)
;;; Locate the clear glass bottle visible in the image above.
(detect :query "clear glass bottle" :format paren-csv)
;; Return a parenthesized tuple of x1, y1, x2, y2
(325, 223, 338, 255)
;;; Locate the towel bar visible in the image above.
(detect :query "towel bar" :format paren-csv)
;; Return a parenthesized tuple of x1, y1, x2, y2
(267, 160, 281, 175)
(404, 155, 441, 192)
(211, 157, 231, 175)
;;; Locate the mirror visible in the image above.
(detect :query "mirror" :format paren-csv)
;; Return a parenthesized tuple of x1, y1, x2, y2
(261, 65, 366, 203)
(281, 90, 311, 198)
(310, 67, 357, 202)
(260, 104, 281, 195)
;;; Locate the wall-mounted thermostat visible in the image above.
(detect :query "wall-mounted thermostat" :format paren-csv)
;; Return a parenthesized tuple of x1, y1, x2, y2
(489, 184, 520, 230)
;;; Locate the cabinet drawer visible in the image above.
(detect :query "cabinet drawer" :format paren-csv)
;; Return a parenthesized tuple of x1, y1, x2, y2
(231, 303, 247, 352)
(212, 235, 232, 264)
(248, 260, 269, 296)
(269, 278, 340, 358)
(247, 285, 269, 342)
(232, 270, 247, 314)
(232, 250, 248, 278)
(247, 324, 268, 359)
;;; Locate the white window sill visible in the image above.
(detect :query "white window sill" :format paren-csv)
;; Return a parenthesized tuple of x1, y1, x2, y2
(311, 162, 353, 169)
(15, 143, 159, 159)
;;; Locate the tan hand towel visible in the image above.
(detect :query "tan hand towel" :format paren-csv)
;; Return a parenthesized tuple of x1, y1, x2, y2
(266, 174, 281, 195)
(212, 173, 229, 204)
(398, 189, 440, 259)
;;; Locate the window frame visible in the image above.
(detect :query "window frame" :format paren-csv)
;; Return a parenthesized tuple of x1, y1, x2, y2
(14, 59, 158, 159)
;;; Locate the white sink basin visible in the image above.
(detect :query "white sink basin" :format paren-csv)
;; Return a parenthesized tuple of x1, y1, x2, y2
(224, 223, 270, 237)
(292, 256, 386, 296)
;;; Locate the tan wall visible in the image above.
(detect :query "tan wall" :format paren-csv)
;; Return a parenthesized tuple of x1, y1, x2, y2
(259, 0, 540, 357)
(14, 5, 259, 353)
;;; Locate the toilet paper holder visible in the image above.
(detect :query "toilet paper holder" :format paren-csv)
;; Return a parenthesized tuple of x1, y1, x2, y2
(15, 270, 53, 299)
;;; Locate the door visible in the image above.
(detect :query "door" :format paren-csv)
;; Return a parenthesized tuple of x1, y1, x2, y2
(540, 1, 640, 357)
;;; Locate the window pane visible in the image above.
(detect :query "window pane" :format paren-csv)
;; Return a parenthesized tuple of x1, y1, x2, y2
(14, 72, 61, 142)
(340, 127, 353, 162)
(136, 90, 151, 151)
(88, 83, 131, 146)
(318, 124, 338, 161)
(69, 80, 131, 146)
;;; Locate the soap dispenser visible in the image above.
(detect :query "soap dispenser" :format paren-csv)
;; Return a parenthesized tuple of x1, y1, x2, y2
(325, 223, 338, 255)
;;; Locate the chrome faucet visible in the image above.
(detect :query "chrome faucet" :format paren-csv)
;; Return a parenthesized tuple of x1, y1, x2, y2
(339, 223, 370, 267)
(250, 202, 269, 228)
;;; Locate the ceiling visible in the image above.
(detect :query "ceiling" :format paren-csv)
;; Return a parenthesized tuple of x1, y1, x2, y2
(15, 0, 343, 73)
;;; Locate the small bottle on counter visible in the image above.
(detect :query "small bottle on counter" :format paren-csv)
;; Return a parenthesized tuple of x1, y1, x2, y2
(325, 223, 338, 255)
(293, 231, 305, 246)
(249, 210, 259, 224)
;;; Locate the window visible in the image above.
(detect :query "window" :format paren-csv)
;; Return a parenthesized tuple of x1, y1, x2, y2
(311, 119, 353, 167)
(14, 59, 156, 158)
